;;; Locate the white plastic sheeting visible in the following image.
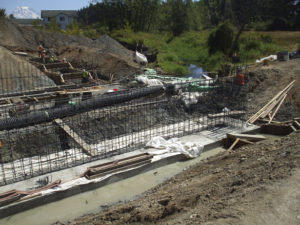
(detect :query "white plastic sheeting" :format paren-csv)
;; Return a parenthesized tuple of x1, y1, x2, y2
(256, 55, 277, 63)
(180, 92, 203, 108)
(135, 51, 148, 64)
(146, 136, 203, 158)
(136, 76, 163, 86)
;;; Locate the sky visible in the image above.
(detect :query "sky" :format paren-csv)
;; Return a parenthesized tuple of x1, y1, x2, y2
(0, 0, 93, 15)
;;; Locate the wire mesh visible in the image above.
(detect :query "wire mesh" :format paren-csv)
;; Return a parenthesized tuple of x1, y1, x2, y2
(0, 63, 246, 186)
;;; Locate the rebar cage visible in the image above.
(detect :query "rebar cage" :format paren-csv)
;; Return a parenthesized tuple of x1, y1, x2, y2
(0, 62, 246, 185)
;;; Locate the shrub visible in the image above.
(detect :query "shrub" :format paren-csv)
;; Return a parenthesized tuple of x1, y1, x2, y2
(244, 39, 262, 51)
(82, 27, 98, 39)
(66, 21, 80, 35)
(260, 34, 273, 43)
(208, 22, 234, 55)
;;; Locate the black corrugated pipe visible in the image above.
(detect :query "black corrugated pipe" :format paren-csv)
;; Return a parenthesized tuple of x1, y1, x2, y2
(0, 85, 165, 131)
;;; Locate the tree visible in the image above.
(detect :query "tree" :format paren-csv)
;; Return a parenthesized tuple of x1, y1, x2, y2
(164, 0, 189, 36)
(200, 0, 234, 27)
(229, 0, 264, 56)
(126, 0, 160, 32)
(0, 8, 6, 19)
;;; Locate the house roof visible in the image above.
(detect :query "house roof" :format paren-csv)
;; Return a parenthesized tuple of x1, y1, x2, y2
(41, 10, 78, 18)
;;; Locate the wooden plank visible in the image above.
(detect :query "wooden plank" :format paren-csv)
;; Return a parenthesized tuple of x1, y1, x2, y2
(227, 133, 266, 142)
(45, 62, 70, 69)
(247, 80, 295, 123)
(252, 84, 292, 121)
(260, 87, 291, 118)
(257, 119, 283, 124)
(54, 119, 94, 156)
(239, 138, 254, 145)
(208, 110, 245, 119)
(290, 125, 297, 132)
(228, 138, 240, 151)
(33, 97, 39, 103)
(294, 120, 300, 129)
(268, 94, 287, 124)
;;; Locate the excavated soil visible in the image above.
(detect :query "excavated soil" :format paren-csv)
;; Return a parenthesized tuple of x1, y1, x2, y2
(0, 46, 56, 93)
(0, 19, 140, 81)
(244, 59, 300, 120)
(65, 97, 188, 145)
(0, 96, 190, 162)
(54, 132, 300, 225)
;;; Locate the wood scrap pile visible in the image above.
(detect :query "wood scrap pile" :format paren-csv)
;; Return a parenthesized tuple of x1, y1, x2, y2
(247, 80, 295, 124)
(225, 133, 266, 152)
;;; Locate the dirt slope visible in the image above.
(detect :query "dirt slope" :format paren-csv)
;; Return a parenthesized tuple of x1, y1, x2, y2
(245, 58, 300, 120)
(0, 46, 55, 93)
(55, 132, 300, 225)
(0, 19, 140, 79)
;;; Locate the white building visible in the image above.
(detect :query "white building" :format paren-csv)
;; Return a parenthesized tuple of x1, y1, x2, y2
(41, 10, 78, 30)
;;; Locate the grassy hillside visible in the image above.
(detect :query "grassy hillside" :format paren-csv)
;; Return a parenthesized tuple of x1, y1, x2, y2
(111, 30, 300, 75)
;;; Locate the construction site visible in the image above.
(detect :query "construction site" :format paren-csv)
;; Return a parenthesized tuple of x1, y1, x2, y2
(0, 18, 300, 225)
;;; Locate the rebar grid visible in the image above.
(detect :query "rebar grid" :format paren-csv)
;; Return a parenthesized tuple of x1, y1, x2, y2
(0, 64, 246, 186)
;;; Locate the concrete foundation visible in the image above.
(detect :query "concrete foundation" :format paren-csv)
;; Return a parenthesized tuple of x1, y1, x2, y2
(0, 122, 259, 221)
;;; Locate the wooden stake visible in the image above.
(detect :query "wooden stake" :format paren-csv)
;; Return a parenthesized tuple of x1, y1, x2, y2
(228, 138, 240, 151)
(294, 120, 300, 129)
(290, 125, 297, 132)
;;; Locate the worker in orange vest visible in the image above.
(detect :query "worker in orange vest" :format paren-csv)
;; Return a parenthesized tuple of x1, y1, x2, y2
(236, 67, 245, 86)
(41, 50, 46, 64)
(37, 45, 44, 58)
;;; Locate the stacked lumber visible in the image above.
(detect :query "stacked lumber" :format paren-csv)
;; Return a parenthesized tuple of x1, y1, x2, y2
(247, 80, 295, 124)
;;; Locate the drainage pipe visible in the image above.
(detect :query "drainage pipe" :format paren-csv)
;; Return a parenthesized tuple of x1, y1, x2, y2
(0, 85, 165, 131)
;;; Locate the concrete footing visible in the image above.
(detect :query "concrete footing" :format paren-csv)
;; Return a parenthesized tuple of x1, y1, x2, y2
(0, 122, 259, 220)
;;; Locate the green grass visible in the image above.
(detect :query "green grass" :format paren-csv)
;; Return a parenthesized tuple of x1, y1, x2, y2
(110, 29, 300, 75)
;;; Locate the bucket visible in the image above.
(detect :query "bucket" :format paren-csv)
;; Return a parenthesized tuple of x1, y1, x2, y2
(277, 51, 289, 61)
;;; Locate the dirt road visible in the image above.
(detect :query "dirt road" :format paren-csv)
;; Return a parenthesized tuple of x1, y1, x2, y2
(53, 132, 300, 225)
